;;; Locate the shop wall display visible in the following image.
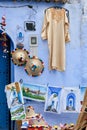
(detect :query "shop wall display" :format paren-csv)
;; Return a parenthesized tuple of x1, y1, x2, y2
(0, 0, 85, 129)
(0, 3, 81, 86)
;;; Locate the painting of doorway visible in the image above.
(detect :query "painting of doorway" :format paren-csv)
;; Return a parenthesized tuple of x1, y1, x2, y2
(66, 93, 76, 111)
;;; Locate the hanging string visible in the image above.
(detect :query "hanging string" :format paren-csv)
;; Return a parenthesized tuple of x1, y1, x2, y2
(0, 5, 32, 8)
(0, 5, 37, 13)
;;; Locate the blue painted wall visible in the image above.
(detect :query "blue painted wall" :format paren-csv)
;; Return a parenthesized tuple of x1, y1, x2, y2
(13, 3, 82, 87)
(0, 1, 82, 126)
(15, 3, 81, 125)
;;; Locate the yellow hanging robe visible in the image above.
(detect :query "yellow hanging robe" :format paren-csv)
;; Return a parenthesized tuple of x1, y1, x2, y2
(41, 8, 70, 71)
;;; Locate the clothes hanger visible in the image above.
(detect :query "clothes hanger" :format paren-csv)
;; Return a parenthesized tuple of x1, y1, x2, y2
(45, 6, 69, 22)
(49, 6, 69, 22)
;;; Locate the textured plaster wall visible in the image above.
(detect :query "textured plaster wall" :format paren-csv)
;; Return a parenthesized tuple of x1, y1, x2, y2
(80, 0, 87, 86)
(14, 3, 81, 87)
(0, 1, 82, 125)
(0, 2, 81, 86)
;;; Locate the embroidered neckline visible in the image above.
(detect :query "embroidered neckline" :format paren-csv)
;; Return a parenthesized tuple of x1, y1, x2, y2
(50, 8, 65, 22)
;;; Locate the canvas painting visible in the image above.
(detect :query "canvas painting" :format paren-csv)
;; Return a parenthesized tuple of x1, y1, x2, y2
(10, 104, 26, 120)
(22, 83, 47, 102)
(62, 88, 80, 113)
(80, 86, 87, 111)
(80, 87, 87, 102)
(5, 82, 24, 108)
(44, 86, 62, 114)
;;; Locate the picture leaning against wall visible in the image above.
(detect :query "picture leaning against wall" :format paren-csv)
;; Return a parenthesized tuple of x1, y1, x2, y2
(5, 82, 24, 109)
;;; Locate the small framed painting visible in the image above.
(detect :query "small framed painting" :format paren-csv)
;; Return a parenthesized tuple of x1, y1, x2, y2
(24, 21, 36, 31)
(44, 86, 62, 114)
(29, 35, 38, 47)
(10, 105, 26, 120)
(22, 83, 47, 102)
(62, 88, 80, 113)
(5, 82, 24, 109)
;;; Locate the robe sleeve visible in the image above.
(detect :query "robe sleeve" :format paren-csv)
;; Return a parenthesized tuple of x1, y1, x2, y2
(41, 12, 48, 40)
(64, 12, 70, 43)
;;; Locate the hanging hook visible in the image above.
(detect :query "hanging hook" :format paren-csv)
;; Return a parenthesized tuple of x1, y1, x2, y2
(27, 5, 37, 20)
(27, 5, 37, 14)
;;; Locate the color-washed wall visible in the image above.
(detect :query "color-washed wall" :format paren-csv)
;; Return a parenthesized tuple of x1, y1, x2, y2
(0, 1, 82, 125)
(13, 3, 81, 87)
(80, 0, 87, 86)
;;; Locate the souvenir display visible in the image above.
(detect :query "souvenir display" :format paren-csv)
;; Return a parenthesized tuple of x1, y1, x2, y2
(29, 35, 38, 56)
(11, 49, 44, 76)
(62, 88, 80, 113)
(1, 1, 85, 130)
(25, 106, 38, 119)
(11, 48, 29, 66)
(41, 7, 70, 71)
(24, 56, 44, 76)
(5, 82, 26, 120)
(21, 106, 50, 130)
(0, 15, 6, 29)
(28, 115, 49, 127)
(10, 104, 26, 120)
(44, 86, 62, 114)
(5, 82, 24, 108)
(80, 87, 87, 103)
(24, 21, 36, 31)
(52, 124, 75, 130)
(22, 83, 47, 102)
(29, 35, 38, 47)
(16, 25, 24, 43)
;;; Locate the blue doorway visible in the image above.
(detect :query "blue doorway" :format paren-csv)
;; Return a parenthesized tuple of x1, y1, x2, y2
(66, 93, 76, 111)
(0, 30, 14, 130)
